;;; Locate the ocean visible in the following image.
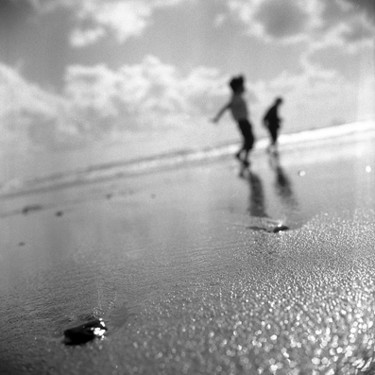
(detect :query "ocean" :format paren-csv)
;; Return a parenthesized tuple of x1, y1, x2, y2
(1, 120, 374, 198)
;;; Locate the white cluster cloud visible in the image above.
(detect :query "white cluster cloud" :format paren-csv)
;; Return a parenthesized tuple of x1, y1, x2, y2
(26, 0, 375, 51)
(70, 1, 153, 46)
(70, 27, 106, 48)
(32, 0, 188, 47)
(0, 64, 72, 148)
(227, 0, 375, 50)
(0, 57, 226, 149)
(1, 54, 370, 152)
(64, 56, 226, 129)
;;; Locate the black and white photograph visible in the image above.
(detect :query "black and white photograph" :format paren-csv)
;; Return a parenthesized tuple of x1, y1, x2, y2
(0, 0, 375, 374)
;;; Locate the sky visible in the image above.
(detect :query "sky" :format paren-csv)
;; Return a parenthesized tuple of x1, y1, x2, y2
(0, 0, 374, 157)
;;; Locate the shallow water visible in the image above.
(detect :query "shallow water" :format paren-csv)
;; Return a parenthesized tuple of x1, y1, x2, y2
(1, 120, 373, 198)
(1, 132, 375, 374)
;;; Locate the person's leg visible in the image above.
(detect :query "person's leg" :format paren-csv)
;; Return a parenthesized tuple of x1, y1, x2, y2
(267, 127, 277, 153)
(242, 127, 254, 166)
(242, 150, 250, 167)
(271, 127, 278, 146)
(236, 121, 247, 161)
(237, 120, 254, 166)
(235, 147, 244, 160)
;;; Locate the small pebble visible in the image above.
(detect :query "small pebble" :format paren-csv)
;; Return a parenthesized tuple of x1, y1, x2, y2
(273, 224, 290, 233)
(64, 318, 107, 345)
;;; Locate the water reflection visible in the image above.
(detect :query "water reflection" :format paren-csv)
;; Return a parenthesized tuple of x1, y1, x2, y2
(269, 153, 298, 212)
(246, 171, 268, 218)
(242, 153, 299, 232)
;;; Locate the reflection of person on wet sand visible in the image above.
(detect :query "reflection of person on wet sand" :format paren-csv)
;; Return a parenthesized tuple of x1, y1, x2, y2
(247, 171, 268, 218)
(212, 75, 255, 170)
(269, 154, 298, 210)
(245, 170, 290, 234)
(263, 97, 283, 154)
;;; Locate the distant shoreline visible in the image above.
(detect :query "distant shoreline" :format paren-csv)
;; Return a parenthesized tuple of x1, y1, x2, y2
(1, 120, 374, 198)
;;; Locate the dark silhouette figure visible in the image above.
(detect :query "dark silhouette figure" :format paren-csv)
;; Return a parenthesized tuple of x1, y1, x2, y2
(247, 171, 268, 217)
(212, 75, 255, 168)
(263, 97, 283, 154)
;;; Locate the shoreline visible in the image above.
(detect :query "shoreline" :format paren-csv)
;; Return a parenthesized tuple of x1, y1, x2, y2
(1, 119, 374, 199)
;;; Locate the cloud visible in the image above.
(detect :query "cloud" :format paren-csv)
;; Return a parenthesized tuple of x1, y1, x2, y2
(0, 63, 78, 149)
(344, 0, 375, 20)
(227, 0, 317, 43)
(1, 55, 372, 154)
(0, 64, 102, 149)
(0, 0, 36, 33)
(70, 27, 106, 48)
(340, 18, 374, 44)
(226, 0, 375, 49)
(31, 0, 188, 47)
(64, 56, 226, 130)
(72, 1, 153, 46)
(0, 57, 227, 150)
(254, 0, 309, 41)
(315, 0, 374, 49)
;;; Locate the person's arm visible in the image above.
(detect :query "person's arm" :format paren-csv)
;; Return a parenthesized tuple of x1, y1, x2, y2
(212, 103, 230, 123)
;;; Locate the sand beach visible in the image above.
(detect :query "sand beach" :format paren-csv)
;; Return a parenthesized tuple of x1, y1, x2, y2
(1, 123, 375, 374)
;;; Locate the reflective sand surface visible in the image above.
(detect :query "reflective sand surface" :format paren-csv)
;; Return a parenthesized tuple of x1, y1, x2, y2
(1, 133, 375, 374)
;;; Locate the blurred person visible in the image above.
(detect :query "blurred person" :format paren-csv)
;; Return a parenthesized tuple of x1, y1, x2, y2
(263, 97, 284, 154)
(212, 75, 255, 169)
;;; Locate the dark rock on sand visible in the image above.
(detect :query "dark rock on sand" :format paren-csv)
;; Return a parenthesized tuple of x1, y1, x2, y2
(63, 318, 107, 345)
(247, 223, 290, 233)
(272, 224, 289, 233)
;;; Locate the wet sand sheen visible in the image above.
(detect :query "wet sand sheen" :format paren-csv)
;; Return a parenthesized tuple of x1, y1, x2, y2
(1, 132, 375, 374)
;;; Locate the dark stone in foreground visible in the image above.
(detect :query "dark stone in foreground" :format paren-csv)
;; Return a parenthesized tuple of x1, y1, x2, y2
(247, 223, 290, 233)
(272, 224, 289, 233)
(64, 319, 107, 345)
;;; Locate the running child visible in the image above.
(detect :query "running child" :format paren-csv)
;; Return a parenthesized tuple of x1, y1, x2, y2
(212, 75, 255, 167)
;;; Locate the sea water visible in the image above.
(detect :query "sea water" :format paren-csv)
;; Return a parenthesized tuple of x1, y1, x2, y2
(0, 120, 374, 198)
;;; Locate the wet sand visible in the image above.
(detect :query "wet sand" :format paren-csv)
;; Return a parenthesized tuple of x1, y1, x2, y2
(1, 130, 375, 374)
